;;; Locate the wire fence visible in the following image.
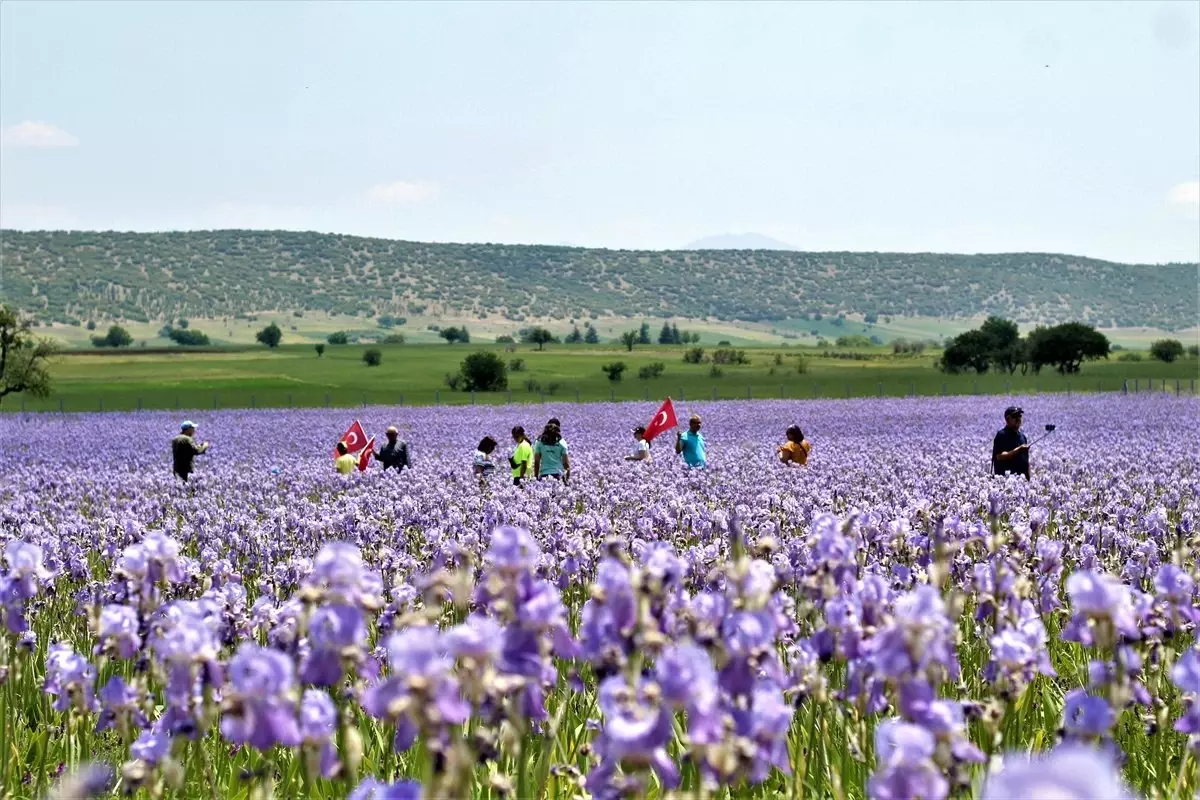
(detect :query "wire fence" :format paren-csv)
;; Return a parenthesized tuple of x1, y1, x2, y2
(4, 376, 1196, 414)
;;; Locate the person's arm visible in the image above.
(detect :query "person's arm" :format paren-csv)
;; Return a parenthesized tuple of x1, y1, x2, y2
(562, 452, 570, 481)
(518, 456, 528, 478)
(675, 431, 683, 454)
(196, 440, 210, 455)
(533, 452, 541, 476)
(778, 447, 790, 464)
(996, 444, 1029, 461)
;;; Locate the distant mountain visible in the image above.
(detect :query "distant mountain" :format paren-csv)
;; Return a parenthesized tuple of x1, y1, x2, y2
(685, 233, 796, 250)
(1, 229, 1195, 330)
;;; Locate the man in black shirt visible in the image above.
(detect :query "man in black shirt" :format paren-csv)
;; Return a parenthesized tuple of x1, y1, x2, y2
(992, 406, 1030, 479)
(373, 426, 410, 473)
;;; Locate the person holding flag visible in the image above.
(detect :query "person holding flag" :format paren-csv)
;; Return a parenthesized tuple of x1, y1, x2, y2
(334, 441, 357, 475)
(675, 414, 707, 468)
(372, 426, 410, 473)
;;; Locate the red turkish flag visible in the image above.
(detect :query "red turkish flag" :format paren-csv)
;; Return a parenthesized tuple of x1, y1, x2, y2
(357, 437, 375, 472)
(335, 420, 368, 458)
(643, 397, 678, 442)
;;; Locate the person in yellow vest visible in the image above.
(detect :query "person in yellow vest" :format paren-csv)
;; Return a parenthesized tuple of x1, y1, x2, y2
(777, 424, 812, 466)
(335, 441, 357, 475)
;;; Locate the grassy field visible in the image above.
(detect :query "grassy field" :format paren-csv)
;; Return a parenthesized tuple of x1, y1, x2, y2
(4, 343, 1197, 413)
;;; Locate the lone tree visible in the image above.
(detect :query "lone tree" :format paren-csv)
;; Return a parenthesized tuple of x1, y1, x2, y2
(362, 348, 383, 367)
(439, 326, 470, 344)
(315, 343, 326, 357)
(521, 326, 558, 351)
(459, 351, 507, 391)
(1149, 339, 1184, 363)
(0, 305, 60, 405)
(327, 331, 349, 345)
(619, 330, 638, 352)
(91, 324, 133, 348)
(1027, 322, 1109, 374)
(256, 322, 283, 348)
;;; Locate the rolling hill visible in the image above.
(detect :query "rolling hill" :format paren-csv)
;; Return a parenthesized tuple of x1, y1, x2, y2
(1, 229, 1195, 331)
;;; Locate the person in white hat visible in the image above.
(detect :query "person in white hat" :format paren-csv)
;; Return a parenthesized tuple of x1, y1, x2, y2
(171, 421, 210, 482)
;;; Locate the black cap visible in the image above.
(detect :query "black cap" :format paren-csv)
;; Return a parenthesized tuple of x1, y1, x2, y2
(1004, 406, 1023, 417)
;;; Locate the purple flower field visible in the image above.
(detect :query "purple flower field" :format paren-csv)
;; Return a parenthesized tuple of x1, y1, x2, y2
(1, 394, 1197, 799)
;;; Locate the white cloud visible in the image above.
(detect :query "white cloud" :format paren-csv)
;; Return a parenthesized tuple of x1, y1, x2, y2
(1167, 181, 1199, 208)
(364, 180, 439, 205)
(0, 121, 79, 149)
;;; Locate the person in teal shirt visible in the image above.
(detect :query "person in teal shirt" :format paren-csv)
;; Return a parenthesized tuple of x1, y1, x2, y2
(533, 423, 571, 481)
(675, 414, 706, 468)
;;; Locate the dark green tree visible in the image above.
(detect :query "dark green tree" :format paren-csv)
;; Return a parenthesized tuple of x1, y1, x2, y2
(658, 322, 674, 344)
(459, 351, 507, 391)
(601, 362, 627, 381)
(168, 328, 211, 346)
(939, 330, 994, 374)
(1149, 339, 1184, 363)
(0, 305, 59, 405)
(521, 327, 558, 351)
(315, 343, 326, 357)
(327, 331, 349, 345)
(637, 322, 651, 345)
(363, 348, 383, 366)
(91, 325, 133, 348)
(256, 322, 282, 348)
(564, 326, 583, 344)
(584, 324, 600, 344)
(620, 330, 638, 352)
(1027, 323, 1109, 374)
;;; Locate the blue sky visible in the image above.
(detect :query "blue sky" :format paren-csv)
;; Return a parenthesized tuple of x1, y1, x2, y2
(1, 1, 1197, 263)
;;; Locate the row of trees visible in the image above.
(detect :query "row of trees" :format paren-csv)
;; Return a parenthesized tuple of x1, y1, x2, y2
(939, 317, 1111, 375)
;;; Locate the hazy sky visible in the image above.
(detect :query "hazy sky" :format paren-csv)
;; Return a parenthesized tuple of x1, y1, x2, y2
(1, 1, 1197, 263)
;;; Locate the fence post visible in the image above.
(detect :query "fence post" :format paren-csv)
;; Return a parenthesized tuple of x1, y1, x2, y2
(251, 395, 256, 410)
(435, 390, 440, 405)
(644, 386, 649, 401)
(506, 390, 511, 403)
(99, 398, 103, 412)
(1096, 380, 1101, 393)
(910, 381, 915, 398)
(539, 391, 544, 403)
(575, 388, 580, 402)
(845, 383, 850, 398)
(1066, 380, 1070, 396)
(712, 386, 717, 401)
(941, 383, 946, 397)
(1134, 379, 1139, 394)
(779, 384, 784, 399)
(747, 385, 752, 400)
(973, 380, 978, 395)
(175, 396, 180, 411)
(1122, 380, 1127, 395)
(288, 393, 293, 407)
(325, 393, 331, 408)
(610, 387, 615, 402)
(137, 397, 143, 411)
(20, 398, 24, 412)
(680, 389, 686, 401)
(878, 382, 883, 398)
(471, 391, 476, 405)
(59, 398, 64, 413)
(1176, 379, 1180, 396)
(362, 393, 367, 408)
(1035, 379, 1039, 395)
(213, 394, 218, 410)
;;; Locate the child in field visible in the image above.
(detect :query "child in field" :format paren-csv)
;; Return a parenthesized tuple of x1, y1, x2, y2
(509, 426, 533, 485)
(334, 441, 357, 475)
(777, 425, 812, 466)
(624, 426, 651, 462)
(473, 437, 498, 477)
(533, 424, 570, 482)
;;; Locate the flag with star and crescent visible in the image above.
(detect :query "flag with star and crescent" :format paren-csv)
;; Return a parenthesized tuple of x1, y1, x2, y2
(643, 398, 678, 442)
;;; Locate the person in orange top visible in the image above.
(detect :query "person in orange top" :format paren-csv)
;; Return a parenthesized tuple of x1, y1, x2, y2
(777, 424, 812, 466)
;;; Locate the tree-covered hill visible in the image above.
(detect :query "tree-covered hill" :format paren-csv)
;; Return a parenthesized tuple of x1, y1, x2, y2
(2, 229, 1195, 330)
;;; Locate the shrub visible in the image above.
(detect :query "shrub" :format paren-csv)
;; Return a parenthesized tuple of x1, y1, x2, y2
(718, 340, 731, 346)
(835, 334, 872, 348)
(524, 378, 542, 393)
(363, 348, 383, 366)
(1117, 352, 1142, 362)
(509, 358, 526, 372)
(638, 362, 665, 380)
(495, 335, 515, 344)
(168, 328, 211, 346)
(380, 334, 406, 344)
(255, 323, 282, 348)
(709, 364, 724, 378)
(601, 362, 627, 382)
(86, 320, 96, 331)
(315, 344, 326, 357)
(459, 351, 507, 391)
(1149, 339, 1184, 363)
(327, 331, 349, 345)
(711, 348, 749, 365)
(796, 357, 809, 374)
(545, 381, 563, 396)
(682, 347, 704, 364)
(444, 373, 463, 391)
(1189, 345, 1199, 357)
(91, 325, 133, 348)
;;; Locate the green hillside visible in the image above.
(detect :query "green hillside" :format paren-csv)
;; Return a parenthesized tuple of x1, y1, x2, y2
(2, 229, 1195, 330)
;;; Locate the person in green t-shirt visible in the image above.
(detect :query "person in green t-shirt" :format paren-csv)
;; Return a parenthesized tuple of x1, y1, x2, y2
(533, 423, 570, 482)
(509, 426, 533, 485)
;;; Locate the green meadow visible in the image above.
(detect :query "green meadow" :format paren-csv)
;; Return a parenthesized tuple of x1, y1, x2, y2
(4, 343, 1196, 413)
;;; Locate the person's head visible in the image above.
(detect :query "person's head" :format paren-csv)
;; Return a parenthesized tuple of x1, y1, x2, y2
(633, 425, 646, 441)
(336, 441, 348, 455)
(786, 424, 804, 443)
(688, 414, 702, 433)
(540, 423, 561, 445)
(511, 425, 526, 443)
(548, 417, 561, 430)
(180, 421, 196, 436)
(386, 426, 398, 442)
(1004, 406, 1023, 430)
(478, 436, 497, 455)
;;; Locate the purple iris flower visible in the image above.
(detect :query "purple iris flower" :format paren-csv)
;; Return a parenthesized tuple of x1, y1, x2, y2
(655, 642, 722, 743)
(730, 681, 793, 782)
(1171, 647, 1200, 740)
(131, 719, 173, 764)
(586, 676, 680, 797)
(97, 604, 141, 659)
(1062, 571, 1139, 645)
(981, 743, 1136, 800)
(868, 720, 949, 800)
(4, 540, 54, 598)
(486, 526, 542, 573)
(1062, 689, 1116, 740)
(220, 644, 302, 750)
(96, 676, 145, 733)
(348, 778, 423, 800)
(445, 614, 503, 662)
(299, 689, 340, 778)
(44, 643, 98, 713)
(301, 603, 366, 686)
